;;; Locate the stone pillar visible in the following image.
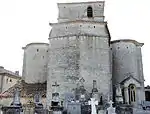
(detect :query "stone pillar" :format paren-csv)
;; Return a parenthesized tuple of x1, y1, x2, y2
(124, 87, 129, 104)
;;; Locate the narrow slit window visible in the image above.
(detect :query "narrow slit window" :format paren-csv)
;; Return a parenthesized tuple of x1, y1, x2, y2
(87, 6, 93, 18)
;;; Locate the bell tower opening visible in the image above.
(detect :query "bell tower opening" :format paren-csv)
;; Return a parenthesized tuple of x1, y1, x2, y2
(87, 6, 93, 18)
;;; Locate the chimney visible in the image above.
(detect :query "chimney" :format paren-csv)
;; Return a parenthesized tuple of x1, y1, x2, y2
(15, 71, 19, 75)
(0, 66, 4, 69)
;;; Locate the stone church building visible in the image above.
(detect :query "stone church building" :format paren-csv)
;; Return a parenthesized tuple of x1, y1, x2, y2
(22, 1, 145, 107)
(0, 1, 147, 113)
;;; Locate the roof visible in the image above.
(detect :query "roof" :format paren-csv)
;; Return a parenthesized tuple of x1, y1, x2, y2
(2, 80, 46, 98)
(120, 75, 141, 84)
(0, 67, 21, 79)
(145, 85, 150, 89)
(57, 1, 104, 5)
(22, 42, 49, 50)
(111, 39, 144, 47)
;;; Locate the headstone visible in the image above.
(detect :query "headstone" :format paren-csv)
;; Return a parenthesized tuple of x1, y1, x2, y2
(64, 92, 75, 109)
(34, 92, 44, 114)
(92, 80, 98, 93)
(88, 98, 98, 114)
(107, 100, 116, 114)
(81, 105, 91, 114)
(2, 87, 23, 114)
(11, 87, 22, 106)
(115, 84, 123, 104)
(51, 81, 60, 107)
(67, 102, 81, 114)
(98, 110, 105, 114)
(52, 81, 60, 93)
(141, 101, 150, 110)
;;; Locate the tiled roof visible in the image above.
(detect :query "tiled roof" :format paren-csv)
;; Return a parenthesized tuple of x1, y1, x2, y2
(2, 80, 46, 98)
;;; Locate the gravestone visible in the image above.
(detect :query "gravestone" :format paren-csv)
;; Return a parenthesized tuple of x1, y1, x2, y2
(64, 92, 75, 109)
(107, 100, 116, 114)
(115, 84, 123, 104)
(23, 100, 35, 114)
(34, 92, 44, 114)
(141, 101, 150, 110)
(2, 87, 23, 114)
(67, 102, 81, 114)
(98, 110, 106, 114)
(88, 98, 98, 114)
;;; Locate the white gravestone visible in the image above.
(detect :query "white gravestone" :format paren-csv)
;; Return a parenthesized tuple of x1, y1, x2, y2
(88, 98, 98, 114)
(107, 100, 116, 114)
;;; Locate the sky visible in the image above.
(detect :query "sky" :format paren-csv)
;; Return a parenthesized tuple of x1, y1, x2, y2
(0, 0, 150, 85)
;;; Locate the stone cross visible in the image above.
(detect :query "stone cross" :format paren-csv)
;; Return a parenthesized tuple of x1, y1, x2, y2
(107, 100, 116, 114)
(108, 100, 113, 107)
(52, 81, 59, 93)
(88, 98, 98, 114)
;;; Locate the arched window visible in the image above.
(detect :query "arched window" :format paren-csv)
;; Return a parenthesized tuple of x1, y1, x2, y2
(87, 6, 93, 18)
(128, 84, 136, 104)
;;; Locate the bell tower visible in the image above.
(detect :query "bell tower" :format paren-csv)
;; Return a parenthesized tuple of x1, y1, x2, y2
(47, 1, 112, 106)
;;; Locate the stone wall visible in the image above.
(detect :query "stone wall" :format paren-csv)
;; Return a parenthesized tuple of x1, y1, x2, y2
(22, 43, 49, 83)
(111, 40, 145, 104)
(0, 74, 3, 92)
(57, 1, 104, 22)
(47, 35, 111, 106)
(50, 22, 109, 38)
(1, 75, 18, 93)
(111, 40, 144, 84)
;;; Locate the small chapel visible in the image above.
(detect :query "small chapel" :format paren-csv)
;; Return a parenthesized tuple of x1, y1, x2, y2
(0, 1, 150, 114)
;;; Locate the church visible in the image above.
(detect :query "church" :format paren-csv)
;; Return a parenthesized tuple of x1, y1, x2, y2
(0, 1, 149, 114)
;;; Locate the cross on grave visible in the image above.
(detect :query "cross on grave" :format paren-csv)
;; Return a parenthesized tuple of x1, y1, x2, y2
(88, 98, 98, 114)
(78, 77, 85, 87)
(52, 82, 60, 93)
(108, 100, 113, 107)
(107, 100, 116, 114)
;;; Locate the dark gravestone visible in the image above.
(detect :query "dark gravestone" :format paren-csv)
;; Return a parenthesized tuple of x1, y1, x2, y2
(81, 105, 91, 114)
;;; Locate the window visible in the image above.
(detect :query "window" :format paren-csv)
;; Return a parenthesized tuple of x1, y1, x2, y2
(99, 96, 103, 105)
(37, 49, 39, 52)
(6, 78, 8, 83)
(10, 79, 12, 82)
(128, 84, 136, 104)
(87, 6, 93, 18)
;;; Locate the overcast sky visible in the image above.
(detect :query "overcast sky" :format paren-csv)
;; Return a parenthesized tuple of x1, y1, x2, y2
(0, 0, 150, 85)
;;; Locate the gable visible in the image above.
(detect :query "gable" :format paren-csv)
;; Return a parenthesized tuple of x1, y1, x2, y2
(121, 77, 141, 88)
